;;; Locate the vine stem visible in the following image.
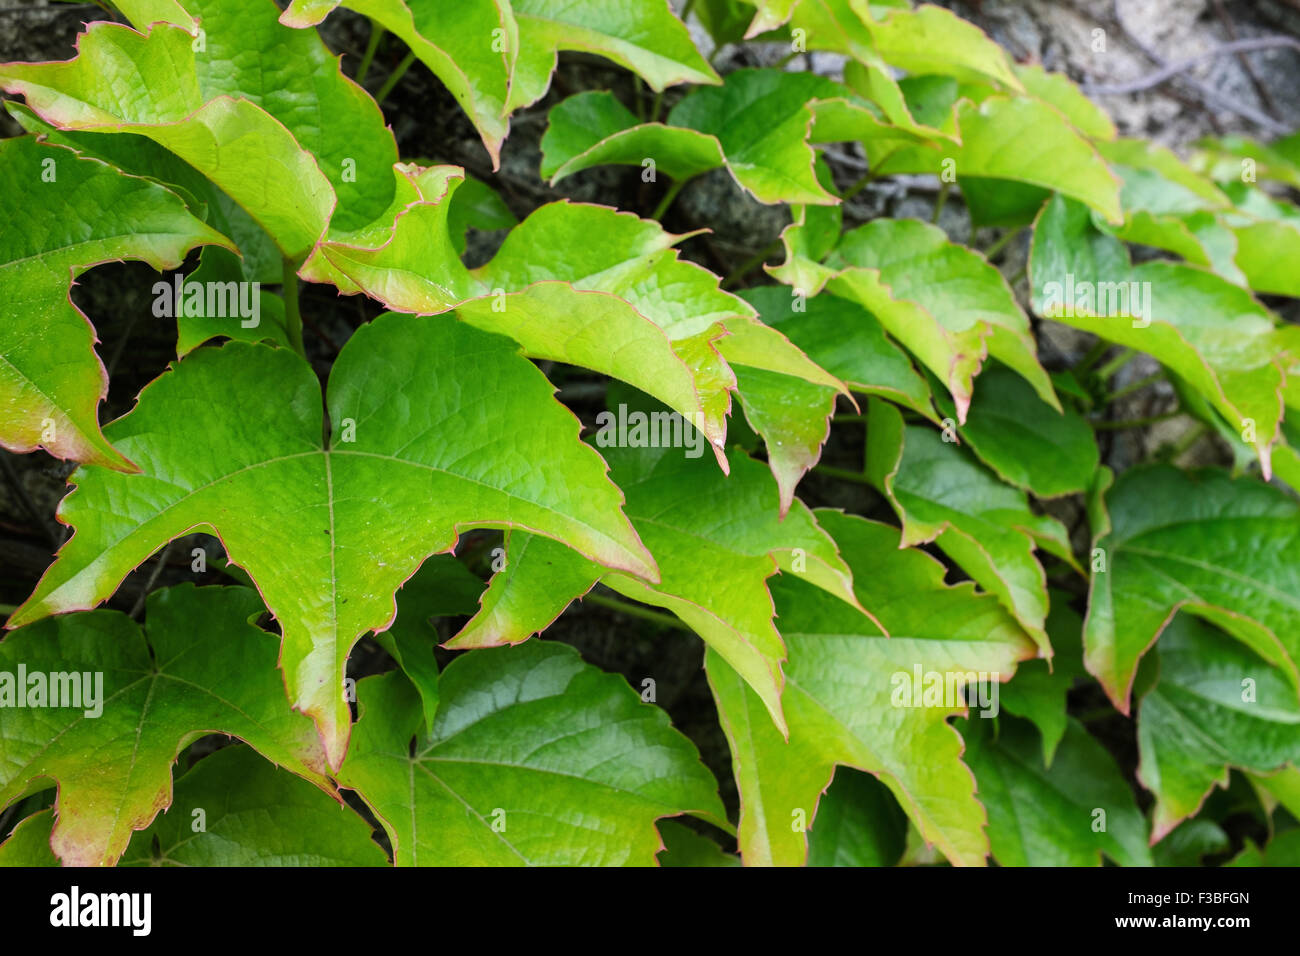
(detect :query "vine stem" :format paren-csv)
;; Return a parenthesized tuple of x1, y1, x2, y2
(357, 20, 386, 84)
(982, 227, 1022, 262)
(283, 256, 305, 357)
(652, 177, 687, 220)
(841, 169, 875, 200)
(375, 51, 416, 104)
(584, 592, 689, 631)
(812, 464, 873, 484)
(1095, 348, 1136, 381)
(721, 239, 780, 289)
(1104, 371, 1165, 404)
(931, 182, 951, 224)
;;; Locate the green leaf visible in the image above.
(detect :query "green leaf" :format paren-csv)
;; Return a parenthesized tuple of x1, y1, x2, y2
(1136, 614, 1300, 842)
(961, 715, 1152, 866)
(374, 555, 486, 730)
(1013, 63, 1115, 140)
(282, 0, 516, 166)
(543, 70, 847, 205)
(708, 510, 1036, 866)
(446, 174, 518, 255)
(338, 641, 726, 865)
(867, 96, 1123, 225)
(0, 809, 59, 867)
(451, 440, 860, 735)
(999, 592, 1086, 765)
(935, 361, 1098, 497)
(777, 217, 1057, 422)
(865, 398, 1070, 654)
(308, 190, 843, 465)
(7, 314, 655, 769)
(540, 89, 725, 185)
(1192, 132, 1300, 190)
(505, 0, 719, 113)
(1084, 465, 1300, 714)
(118, 744, 388, 866)
(656, 820, 740, 867)
(1030, 194, 1289, 474)
(1227, 830, 1300, 866)
(860, 3, 1022, 91)
(0, 585, 330, 867)
(806, 768, 908, 866)
(0, 136, 226, 470)
(1, 0, 401, 256)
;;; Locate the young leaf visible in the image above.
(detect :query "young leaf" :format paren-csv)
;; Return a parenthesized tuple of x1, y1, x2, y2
(7, 314, 656, 769)
(1031, 194, 1290, 474)
(450, 442, 860, 735)
(0, 585, 331, 867)
(308, 192, 844, 465)
(117, 745, 389, 866)
(1, 0, 401, 256)
(338, 641, 726, 865)
(961, 716, 1152, 866)
(708, 510, 1036, 866)
(1137, 614, 1300, 842)
(865, 398, 1070, 655)
(1084, 465, 1300, 714)
(934, 361, 1099, 498)
(0, 136, 226, 470)
(281, 0, 516, 167)
(867, 97, 1123, 225)
(775, 217, 1057, 422)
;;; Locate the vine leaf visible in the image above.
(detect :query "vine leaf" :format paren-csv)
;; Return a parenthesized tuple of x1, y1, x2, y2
(962, 715, 1152, 866)
(0, 136, 227, 470)
(934, 361, 1099, 498)
(1137, 614, 1300, 843)
(866, 398, 1072, 656)
(1, 0, 402, 258)
(338, 641, 726, 865)
(307, 191, 845, 469)
(773, 217, 1056, 423)
(450, 437, 861, 736)
(0, 585, 331, 868)
(117, 745, 389, 866)
(708, 509, 1036, 866)
(1031, 194, 1290, 476)
(1084, 464, 1300, 715)
(283, 0, 717, 164)
(7, 314, 656, 769)
(544, 70, 844, 205)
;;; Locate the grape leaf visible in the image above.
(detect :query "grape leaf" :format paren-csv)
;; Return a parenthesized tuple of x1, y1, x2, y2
(1, 0, 401, 257)
(934, 361, 1099, 498)
(656, 820, 740, 867)
(1013, 63, 1115, 141)
(0, 136, 226, 470)
(543, 70, 844, 205)
(307, 190, 845, 467)
(449, 440, 861, 735)
(865, 398, 1071, 655)
(999, 592, 1086, 765)
(774, 217, 1057, 422)
(806, 768, 908, 867)
(7, 313, 655, 769)
(1030, 194, 1290, 475)
(0, 584, 331, 867)
(961, 715, 1152, 866)
(337, 640, 726, 865)
(116, 744, 389, 866)
(708, 509, 1036, 866)
(1084, 464, 1300, 714)
(866, 96, 1123, 224)
(1137, 614, 1300, 842)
